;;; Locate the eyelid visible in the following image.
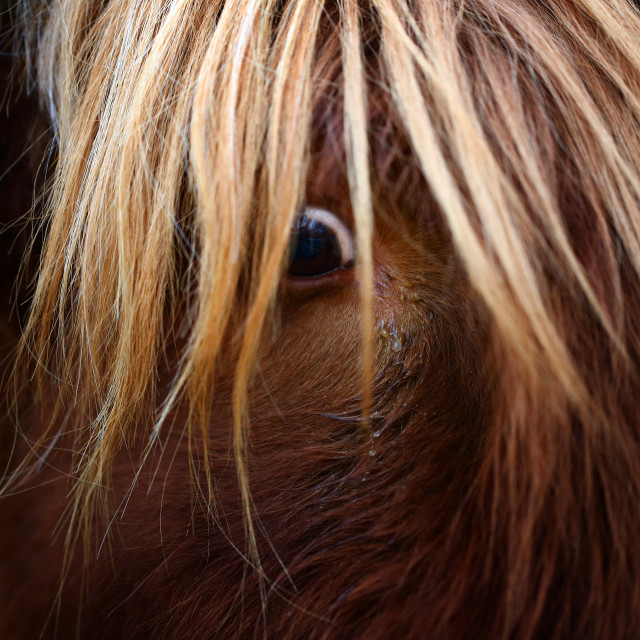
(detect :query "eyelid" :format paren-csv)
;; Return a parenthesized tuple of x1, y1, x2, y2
(300, 207, 355, 267)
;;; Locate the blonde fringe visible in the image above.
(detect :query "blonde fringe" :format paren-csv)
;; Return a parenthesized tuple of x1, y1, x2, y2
(9, 0, 640, 570)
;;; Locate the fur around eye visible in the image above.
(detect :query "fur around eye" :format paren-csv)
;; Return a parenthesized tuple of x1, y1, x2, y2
(5, 1, 640, 639)
(288, 207, 354, 277)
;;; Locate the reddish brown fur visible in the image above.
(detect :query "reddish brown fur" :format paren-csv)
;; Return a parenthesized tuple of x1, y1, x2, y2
(3, 2, 640, 639)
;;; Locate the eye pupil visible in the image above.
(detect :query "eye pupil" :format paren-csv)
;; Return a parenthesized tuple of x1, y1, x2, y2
(289, 214, 345, 277)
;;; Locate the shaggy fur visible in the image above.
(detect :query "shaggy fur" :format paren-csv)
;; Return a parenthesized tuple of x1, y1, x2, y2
(2, 1, 640, 638)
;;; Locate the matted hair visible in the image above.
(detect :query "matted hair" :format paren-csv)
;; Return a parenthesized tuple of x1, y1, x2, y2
(3, 0, 640, 637)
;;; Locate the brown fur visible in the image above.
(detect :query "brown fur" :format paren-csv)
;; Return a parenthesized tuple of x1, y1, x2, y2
(2, 1, 640, 639)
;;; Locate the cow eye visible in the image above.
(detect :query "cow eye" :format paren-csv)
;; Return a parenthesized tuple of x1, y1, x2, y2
(288, 208, 354, 278)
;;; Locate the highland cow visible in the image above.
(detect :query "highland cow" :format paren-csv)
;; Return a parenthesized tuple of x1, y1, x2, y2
(2, 1, 640, 638)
